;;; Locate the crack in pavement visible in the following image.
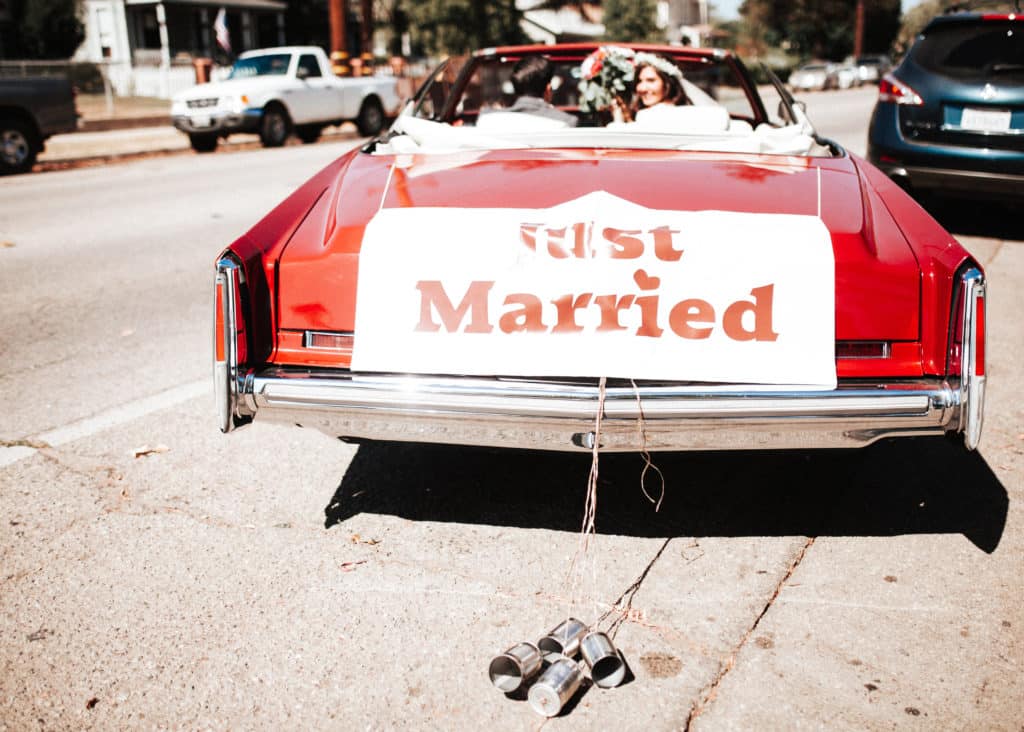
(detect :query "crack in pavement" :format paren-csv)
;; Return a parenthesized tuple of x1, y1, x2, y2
(0, 438, 51, 449)
(683, 536, 816, 731)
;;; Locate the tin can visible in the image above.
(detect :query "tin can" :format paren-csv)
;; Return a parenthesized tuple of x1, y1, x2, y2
(537, 617, 588, 659)
(488, 641, 542, 693)
(580, 631, 626, 688)
(527, 657, 583, 717)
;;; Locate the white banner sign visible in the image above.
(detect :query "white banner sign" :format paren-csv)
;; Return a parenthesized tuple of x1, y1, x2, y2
(352, 191, 836, 387)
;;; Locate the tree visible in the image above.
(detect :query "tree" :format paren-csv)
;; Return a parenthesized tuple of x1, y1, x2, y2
(602, 0, 659, 43)
(406, 0, 525, 56)
(861, 0, 901, 55)
(739, 0, 900, 60)
(4, 0, 84, 59)
(894, 0, 1008, 55)
(285, 0, 330, 48)
(894, 0, 942, 53)
(284, 0, 407, 57)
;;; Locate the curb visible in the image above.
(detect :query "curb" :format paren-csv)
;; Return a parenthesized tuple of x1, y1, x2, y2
(35, 126, 364, 173)
(79, 115, 170, 133)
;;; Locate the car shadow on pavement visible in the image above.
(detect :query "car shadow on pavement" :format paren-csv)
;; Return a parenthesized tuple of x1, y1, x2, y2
(917, 195, 1023, 241)
(324, 438, 1007, 553)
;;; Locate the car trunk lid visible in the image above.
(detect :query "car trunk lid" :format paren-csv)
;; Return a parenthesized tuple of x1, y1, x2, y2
(276, 150, 921, 365)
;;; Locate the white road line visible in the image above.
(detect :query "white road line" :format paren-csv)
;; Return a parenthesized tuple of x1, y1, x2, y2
(0, 446, 37, 468)
(1, 380, 210, 468)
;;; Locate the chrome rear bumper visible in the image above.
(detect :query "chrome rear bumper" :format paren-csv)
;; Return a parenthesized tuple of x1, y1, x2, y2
(228, 370, 966, 451)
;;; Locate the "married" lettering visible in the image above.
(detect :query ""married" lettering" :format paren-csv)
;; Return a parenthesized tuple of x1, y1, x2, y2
(415, 269, 779, 342)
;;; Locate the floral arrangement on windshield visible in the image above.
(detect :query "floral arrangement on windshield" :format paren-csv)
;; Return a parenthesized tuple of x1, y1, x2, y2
(578, 46, 636, 113)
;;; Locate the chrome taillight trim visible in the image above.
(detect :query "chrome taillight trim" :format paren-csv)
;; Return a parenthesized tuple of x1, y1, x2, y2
(957, 267, 986, 450)
(303, 330, 355, 351)
(214, 257, 254, 433)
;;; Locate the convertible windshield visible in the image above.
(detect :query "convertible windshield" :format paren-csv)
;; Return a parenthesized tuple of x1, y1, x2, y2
(415, 52, 766, 125)
(229, 54, 291, 79)
(383, 47, 825, 157)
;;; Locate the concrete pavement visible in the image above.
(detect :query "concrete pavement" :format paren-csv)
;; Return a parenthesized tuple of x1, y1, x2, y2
(3, 89, 1021, 731)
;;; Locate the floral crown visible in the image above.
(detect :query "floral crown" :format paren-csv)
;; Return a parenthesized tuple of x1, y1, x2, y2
(632, 52, 684, 82)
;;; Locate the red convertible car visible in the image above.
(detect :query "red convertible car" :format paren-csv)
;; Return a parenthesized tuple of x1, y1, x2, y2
(213, 44, 985, 452)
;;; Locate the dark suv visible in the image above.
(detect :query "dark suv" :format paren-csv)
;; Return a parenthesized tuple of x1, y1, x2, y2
(867, 11, 1023, 200)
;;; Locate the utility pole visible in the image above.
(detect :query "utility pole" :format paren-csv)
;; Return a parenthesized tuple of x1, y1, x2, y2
(360, 0, 373, 74)
(854, 0, 865, 57)
(329, 0, 349, 76)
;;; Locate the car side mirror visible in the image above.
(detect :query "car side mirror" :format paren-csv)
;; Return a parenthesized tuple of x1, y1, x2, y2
(783, 99, 807, 116)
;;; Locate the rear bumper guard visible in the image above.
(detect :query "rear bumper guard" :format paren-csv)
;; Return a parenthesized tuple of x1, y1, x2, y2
(234, 371, 964, 451)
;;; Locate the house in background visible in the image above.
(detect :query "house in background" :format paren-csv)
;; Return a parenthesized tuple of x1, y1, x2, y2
(663, 0, 712, 47)
(518, 0, 604, 44)
(74, 0, 286, 98)
(517, 0, 713, 48)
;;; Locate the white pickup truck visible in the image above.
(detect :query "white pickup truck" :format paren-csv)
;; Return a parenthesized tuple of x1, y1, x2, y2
(171, 46, 402, 152)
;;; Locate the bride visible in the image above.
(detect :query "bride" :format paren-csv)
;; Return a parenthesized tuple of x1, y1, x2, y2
(612, 53, 687, 123)
(609, 52, 731, 133)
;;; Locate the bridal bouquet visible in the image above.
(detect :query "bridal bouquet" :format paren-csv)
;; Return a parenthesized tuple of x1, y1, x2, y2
(578, 46, 636, 113)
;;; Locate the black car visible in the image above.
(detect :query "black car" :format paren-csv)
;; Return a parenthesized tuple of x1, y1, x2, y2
(867, 11, 1023, 200)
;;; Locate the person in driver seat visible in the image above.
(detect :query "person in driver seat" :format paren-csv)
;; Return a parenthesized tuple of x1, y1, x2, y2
(478, 55, 577, 129)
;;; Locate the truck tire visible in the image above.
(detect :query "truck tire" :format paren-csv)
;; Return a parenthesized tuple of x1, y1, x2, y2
(189, 133, 219, 153)
(296, 124, 322, 144)
(355, 97, 385, 137)
(0, 118, 39, 175)
(259, 105, 290, 147)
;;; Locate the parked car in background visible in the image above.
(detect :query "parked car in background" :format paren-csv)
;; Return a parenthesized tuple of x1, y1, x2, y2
(829, 61, 859, 89)
(0, 76, 78, 175)
(851, 54, 892, 84)
(171, 46, 402, 152)
(867, 12, 1023, 201)
(790, 61, 858, 92)
(212, 43, 986, 456)
(789, 62, 832, 91)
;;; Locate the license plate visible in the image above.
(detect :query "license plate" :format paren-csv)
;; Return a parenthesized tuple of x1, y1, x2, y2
(191, 114, 212, 128)
(960, 107, 1011, 132)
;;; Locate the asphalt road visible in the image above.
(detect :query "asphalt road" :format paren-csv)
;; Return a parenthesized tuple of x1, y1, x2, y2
(1, 90, 1021, 730)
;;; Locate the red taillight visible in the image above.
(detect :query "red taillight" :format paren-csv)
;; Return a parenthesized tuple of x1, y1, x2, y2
(215, 280, 226, 363)
(836, 341, 891, 359)
(214, 267, 246, 364)
(233, 281, 247, 364)
(878, 73, 923, 105)
(974, 293, 985, 377)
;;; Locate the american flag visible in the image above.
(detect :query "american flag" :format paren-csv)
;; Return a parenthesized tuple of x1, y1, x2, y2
(214, 8, 231, 53)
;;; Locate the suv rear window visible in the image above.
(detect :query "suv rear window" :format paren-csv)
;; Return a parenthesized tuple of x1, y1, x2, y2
(910, 20, 1024, 83)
